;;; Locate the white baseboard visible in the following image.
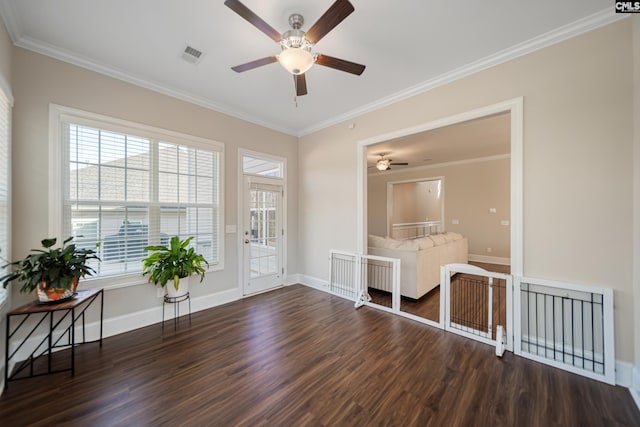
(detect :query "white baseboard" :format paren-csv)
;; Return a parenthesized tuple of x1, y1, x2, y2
(296, 274, 330, 291)
(616, 360, 633, 388)
(468, 254, 511, 266)
(632, 364, 640, 411)
(10, 287, 242, 363)
(285, 273, 302, 286)
(95, 287, 242, 339)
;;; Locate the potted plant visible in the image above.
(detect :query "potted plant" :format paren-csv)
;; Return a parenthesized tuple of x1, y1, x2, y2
(0, 237, 100, 303)
(142, 236, 208, 297)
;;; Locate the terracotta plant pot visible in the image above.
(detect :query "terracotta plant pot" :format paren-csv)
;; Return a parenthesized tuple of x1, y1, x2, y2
(34, 278, 78, 303)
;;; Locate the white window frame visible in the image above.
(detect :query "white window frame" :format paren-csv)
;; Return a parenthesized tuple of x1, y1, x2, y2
(0, 82, 12, 308)
(49, 104, 225, 290)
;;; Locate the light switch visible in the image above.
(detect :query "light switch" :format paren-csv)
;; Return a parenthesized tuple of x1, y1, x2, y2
(452, 219, 460, 225)
(226, 225, 237, 233)
(501, 220, 510, 226)
(489, 208, 497, 214)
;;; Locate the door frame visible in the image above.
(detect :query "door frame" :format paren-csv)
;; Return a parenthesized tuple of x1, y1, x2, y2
(357, 97, 524, 277)
(237, 149, 287, 295)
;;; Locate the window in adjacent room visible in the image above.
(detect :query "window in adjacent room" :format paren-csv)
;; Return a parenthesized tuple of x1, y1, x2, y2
(50, 105, 224, 285)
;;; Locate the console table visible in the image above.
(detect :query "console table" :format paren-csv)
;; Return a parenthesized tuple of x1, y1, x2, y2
(4, 288, 104, 389)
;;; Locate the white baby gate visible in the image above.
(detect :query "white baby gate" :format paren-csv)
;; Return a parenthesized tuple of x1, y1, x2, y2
(329, 251, 616, 384)
(328, 250, 400, 309)
(442, 263, 513, 356)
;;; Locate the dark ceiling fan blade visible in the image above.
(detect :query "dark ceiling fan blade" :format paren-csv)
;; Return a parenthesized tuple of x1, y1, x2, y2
(294, 74, 308, 96)
(316, 54, 365, 75)
(390, 162, 408, 166)
(224, 0, 282, 42)
(305, 0, 354, 44)
(231, 56, 278, 73)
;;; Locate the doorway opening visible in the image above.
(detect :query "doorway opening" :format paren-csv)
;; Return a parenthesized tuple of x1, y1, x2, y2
(357, 98, 523, 326)
(239, 150, 287, 296)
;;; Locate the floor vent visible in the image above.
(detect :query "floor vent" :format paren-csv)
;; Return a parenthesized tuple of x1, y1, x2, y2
(182, 46, 204, 64)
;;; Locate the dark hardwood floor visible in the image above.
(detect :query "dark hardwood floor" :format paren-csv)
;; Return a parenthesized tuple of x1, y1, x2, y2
(1, 285, 638, 426)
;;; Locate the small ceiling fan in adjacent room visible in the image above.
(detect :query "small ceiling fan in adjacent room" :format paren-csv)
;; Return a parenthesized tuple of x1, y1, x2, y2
(224, 0, 366, 97)
(371, 154, 409, 171)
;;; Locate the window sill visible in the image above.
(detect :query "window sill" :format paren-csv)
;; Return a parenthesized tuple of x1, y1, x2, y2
(81, 263, 223, 292)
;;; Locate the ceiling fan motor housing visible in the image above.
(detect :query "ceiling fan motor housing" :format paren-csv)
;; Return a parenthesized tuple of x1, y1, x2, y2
(281, 14, 312, 51)
(281, 28, 310, 49)
(288, 13, 304, 30)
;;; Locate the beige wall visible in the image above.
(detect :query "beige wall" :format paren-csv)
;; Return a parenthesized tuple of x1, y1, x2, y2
(368, 157, 510, 258)
(387, 180, 443, 228)
(299, 20, 635, 362)
(10, 48, 299, 319)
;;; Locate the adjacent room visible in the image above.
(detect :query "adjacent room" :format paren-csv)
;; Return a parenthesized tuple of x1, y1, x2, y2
(0, 1, 639, 425)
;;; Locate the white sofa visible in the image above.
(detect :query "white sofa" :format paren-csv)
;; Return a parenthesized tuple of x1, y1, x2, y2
(367, 232, 468, 299)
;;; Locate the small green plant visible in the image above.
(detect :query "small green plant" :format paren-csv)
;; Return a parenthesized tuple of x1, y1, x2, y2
(0, 237, 100, 293)
(142, 236, 208, 290)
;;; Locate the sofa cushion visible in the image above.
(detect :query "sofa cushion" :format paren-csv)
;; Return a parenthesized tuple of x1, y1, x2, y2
(368, 234, 387, 248)
(415, 237, 434, 249)
(387, 239, 420, 250)
(429, 234, 448, 245)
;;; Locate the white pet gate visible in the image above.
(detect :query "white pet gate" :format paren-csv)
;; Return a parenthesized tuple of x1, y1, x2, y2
(328, 250, 616, 384)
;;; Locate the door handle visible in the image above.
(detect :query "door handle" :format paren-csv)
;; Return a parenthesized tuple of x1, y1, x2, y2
(244, 239, 250, 244)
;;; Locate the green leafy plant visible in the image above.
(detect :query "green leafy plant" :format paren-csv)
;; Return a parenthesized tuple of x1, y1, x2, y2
(0, 237, 100, 293)
(142, 236, 208, 290)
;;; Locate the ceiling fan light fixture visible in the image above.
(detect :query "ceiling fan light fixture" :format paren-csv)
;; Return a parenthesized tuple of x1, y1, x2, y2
(277, 47, 315, 75)
(376, 159, 391, 171)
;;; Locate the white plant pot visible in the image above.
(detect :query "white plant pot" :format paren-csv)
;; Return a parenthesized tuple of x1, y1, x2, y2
(166, 277, 189, 298)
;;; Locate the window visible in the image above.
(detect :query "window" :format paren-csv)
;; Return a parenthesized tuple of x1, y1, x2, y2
(52, 106, 223, 283)
(242, 154, 283, 177)
(0, 88, 10, 304)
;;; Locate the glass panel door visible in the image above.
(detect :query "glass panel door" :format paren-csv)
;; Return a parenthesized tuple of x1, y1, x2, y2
(243, 176, 283, 295)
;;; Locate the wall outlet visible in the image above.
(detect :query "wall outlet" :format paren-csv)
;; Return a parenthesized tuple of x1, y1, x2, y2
(452, 219, 460, 225)
(500, 220, 510, 226)
(487, 247, 492, 253)
(489, 208, 497, 214)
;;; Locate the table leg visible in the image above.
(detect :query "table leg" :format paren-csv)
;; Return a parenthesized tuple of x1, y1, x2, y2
(4, 315, 9, 390)
(71, 307, 75, 376)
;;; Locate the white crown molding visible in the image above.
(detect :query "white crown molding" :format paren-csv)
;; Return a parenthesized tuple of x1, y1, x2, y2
(12, 35, 299, 137)
(0, 6, 626, 138)
(298, 8, 627, 137)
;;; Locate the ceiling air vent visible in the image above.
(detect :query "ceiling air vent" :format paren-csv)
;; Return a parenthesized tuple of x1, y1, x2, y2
(182, 45, 204, 64)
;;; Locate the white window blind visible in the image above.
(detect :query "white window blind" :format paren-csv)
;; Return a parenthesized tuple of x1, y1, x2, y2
(0, 89, 10, 304)
(60, 117, 221, 280)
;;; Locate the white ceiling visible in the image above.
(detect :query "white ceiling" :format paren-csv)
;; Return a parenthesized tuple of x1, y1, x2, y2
(0, 0, 619, 136)
(366, 112, 511, 172)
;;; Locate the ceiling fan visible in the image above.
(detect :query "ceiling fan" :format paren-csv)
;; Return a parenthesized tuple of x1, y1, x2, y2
(371, 154, 409, 171)
(224, 0, 366, 97)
